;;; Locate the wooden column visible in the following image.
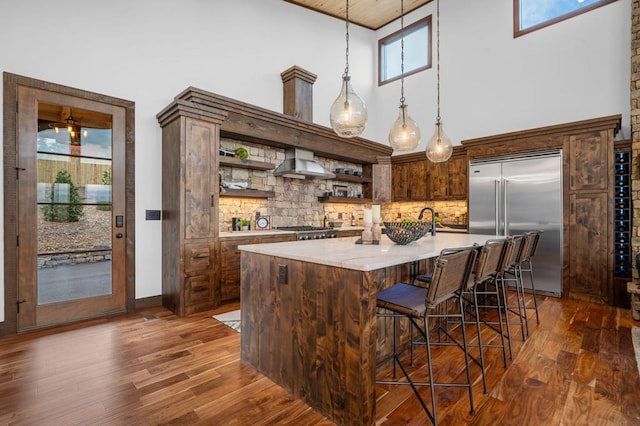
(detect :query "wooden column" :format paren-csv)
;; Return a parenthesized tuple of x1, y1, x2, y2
(281, 65, 317, 122)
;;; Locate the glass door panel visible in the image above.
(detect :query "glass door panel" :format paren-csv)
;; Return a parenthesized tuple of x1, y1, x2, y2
(36, 103, 113, 305)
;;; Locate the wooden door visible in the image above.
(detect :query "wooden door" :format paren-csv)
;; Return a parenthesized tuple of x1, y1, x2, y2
(16, 87, 127, 329)
(569, 192, 610, 303)
(569, 131, 608, 191)
(448, 155, 468, 199)
(392, 162, 409, 201)
(428, 161, 448, 200)
(407, 160, 428, 201)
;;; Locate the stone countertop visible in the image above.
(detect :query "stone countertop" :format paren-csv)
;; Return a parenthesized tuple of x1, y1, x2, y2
(239, 233, 497, 272)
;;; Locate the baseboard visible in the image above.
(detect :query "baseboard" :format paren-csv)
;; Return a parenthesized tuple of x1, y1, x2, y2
(135, 295, 162, 309)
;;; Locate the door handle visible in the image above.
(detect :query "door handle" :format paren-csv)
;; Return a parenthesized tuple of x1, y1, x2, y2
(116, 233, 124, 239)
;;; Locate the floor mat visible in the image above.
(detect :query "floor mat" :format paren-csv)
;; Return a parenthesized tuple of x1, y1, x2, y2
(213, 309, 240, 332)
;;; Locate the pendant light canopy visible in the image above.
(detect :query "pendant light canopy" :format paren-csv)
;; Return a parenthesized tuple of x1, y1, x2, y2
(330, 0, 367, 138)
(388, 0, 420, 153)
(425, 0, 453, 163)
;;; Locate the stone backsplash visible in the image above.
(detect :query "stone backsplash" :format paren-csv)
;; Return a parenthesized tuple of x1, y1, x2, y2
(218, 137, 468, 231)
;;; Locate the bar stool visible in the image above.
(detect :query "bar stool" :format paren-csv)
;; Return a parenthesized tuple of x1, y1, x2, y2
(500, 235, 528, 341)
(464, 237, 511, 369)
(520, 230, 543, 325)
(376, 245, 478, 425)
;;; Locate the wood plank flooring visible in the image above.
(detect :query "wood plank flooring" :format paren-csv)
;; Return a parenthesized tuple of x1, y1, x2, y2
(0, 296, 639, 425)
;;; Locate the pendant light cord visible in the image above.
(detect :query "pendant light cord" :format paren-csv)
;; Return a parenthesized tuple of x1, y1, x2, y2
(436, 0, 441, 123)
(400, 0, 405, 105)
(344, 0, 350, 76)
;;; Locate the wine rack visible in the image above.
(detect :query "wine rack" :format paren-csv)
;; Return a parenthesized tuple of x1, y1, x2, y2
(614, 150, 631, 278)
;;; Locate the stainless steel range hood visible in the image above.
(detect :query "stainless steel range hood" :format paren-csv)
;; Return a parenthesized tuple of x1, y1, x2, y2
(273, 148, 336, 179)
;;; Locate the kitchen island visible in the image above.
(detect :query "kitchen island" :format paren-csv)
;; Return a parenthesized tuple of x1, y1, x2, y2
(239, 233, 495, 425)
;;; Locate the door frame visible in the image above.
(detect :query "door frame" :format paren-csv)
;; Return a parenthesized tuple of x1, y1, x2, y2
(2, 72, 136, 335)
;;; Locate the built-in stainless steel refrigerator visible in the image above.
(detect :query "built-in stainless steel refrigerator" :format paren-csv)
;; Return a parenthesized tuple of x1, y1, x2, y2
(469, 151, 563, 297)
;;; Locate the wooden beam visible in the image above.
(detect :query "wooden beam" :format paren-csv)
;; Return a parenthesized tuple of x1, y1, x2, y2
(176, 87, 393, 165)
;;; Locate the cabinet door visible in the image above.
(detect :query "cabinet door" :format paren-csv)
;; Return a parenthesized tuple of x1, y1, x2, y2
(408, 160, 428, 201)
(184, 117, 219, 240)
(448, 156, 468, 199)
(569, 131, 609, 192)
(428, 161, 448, 200)
(392, 163, 410, 201)
(568, 192, 610, 303)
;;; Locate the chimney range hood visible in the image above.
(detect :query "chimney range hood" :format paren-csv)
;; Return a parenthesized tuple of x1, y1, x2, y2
(273, 148, 336, 179)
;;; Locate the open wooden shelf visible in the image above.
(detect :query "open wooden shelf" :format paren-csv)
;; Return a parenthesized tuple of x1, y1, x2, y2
(332, 172, 372, 183)
(220, 189, 275, 199)
(317, 196, 372, 204)
(219, 157, 276, 171)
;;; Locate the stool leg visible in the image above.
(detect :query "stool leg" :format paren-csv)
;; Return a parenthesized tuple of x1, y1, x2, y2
(422, 316, 439, 424)
(472, 286, 488, 393)
(458, 297, 475, 415)
(498, 275, 514, 360)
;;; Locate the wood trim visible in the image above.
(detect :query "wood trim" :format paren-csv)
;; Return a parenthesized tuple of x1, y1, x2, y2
(175, 87, 393, 164)
(1, 72, 136, 335)
(390, 145, 466, 164)
(462, 114, 622, 157)
(514, 0, 618, 38)
(135, 295, 163, 309)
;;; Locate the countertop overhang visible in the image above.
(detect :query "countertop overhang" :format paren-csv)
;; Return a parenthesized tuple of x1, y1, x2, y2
(239, 233, 497, 271)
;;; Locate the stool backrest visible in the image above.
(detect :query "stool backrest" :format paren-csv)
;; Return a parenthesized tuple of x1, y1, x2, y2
(522, 231, 542, 263)
(427, 246, 477, 309)
(505, 235, 525, 270)
(474, 238, 508, 287)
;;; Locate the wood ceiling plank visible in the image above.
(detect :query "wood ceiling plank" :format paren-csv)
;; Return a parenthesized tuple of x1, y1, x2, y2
(283, 0, 432, 30)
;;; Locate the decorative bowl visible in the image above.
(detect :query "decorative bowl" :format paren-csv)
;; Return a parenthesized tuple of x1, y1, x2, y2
(383, 221, 432, 245)
(328, 221, 343, 228)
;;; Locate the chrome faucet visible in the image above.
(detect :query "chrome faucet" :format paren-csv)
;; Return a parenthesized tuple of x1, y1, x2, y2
(418, 207, 437, 236)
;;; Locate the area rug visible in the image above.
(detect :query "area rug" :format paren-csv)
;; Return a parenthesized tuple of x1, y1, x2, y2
(632, 327, 640, 377)
(213, 309, 241, 332)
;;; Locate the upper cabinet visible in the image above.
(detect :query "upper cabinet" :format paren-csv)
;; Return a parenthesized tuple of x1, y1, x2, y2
(427, 147, 468, 201)
(391, 146, 467, 202)
(391, 153, 428, 202)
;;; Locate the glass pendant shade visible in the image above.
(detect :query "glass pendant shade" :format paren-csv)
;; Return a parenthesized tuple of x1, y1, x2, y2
(389, 104, 420, 152)
(329, 75, 368, 138)
(425, 121, 453, 162)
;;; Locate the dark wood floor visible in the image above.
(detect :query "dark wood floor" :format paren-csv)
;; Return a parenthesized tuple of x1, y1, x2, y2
(1, 295, 639, 425)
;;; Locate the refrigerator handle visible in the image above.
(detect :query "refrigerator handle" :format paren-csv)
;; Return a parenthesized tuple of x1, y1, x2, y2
(504, 179, 509, 235)
(495, 180, 500, 235)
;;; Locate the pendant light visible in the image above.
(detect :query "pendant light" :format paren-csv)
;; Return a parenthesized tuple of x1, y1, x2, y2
(329, 0, 368, 138)
(425, 0, 453, 163)
(388, 0, 421, 153)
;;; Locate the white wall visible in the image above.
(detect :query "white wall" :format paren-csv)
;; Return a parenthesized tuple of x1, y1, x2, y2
(372, 0, 631, 150)
(0, 0, 630, 323)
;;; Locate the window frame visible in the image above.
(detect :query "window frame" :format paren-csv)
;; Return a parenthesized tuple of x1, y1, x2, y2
(514, 0, 618, 38)
(378, 15, 432, 86)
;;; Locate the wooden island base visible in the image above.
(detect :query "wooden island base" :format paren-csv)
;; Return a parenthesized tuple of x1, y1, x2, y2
(239, 234, 495, 425)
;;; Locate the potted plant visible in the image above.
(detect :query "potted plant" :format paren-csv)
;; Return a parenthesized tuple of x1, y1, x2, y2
(234, 147, 249, 161)
(238, 218, 250, 231)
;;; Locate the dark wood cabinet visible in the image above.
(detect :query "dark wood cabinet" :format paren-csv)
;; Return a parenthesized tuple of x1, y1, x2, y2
(391, 153, 428, 202)
(157, 100, 227, 316)
(219, 234, 296, 301)
(392, 148, 468, 203)
(427, 147, 467, 201)
(462, 115, 621, 304)
(568, 192, 609, 300)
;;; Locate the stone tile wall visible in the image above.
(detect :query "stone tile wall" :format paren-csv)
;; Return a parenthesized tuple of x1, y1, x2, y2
(218, 137, 468, 231)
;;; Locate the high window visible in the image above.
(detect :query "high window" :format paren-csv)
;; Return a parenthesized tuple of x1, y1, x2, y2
(379, 15, 432, 86)
(515, 0, 618, 37)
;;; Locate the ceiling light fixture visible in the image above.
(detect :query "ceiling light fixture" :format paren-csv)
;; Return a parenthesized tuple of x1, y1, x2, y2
(49, 109, 82, 145)
(425, 0, 453, 163)
(329, 0, 368, 138)
(388, 0, 421, 152)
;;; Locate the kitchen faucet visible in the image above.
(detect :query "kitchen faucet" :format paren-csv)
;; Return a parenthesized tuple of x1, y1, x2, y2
(418, 207, 437, 236)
